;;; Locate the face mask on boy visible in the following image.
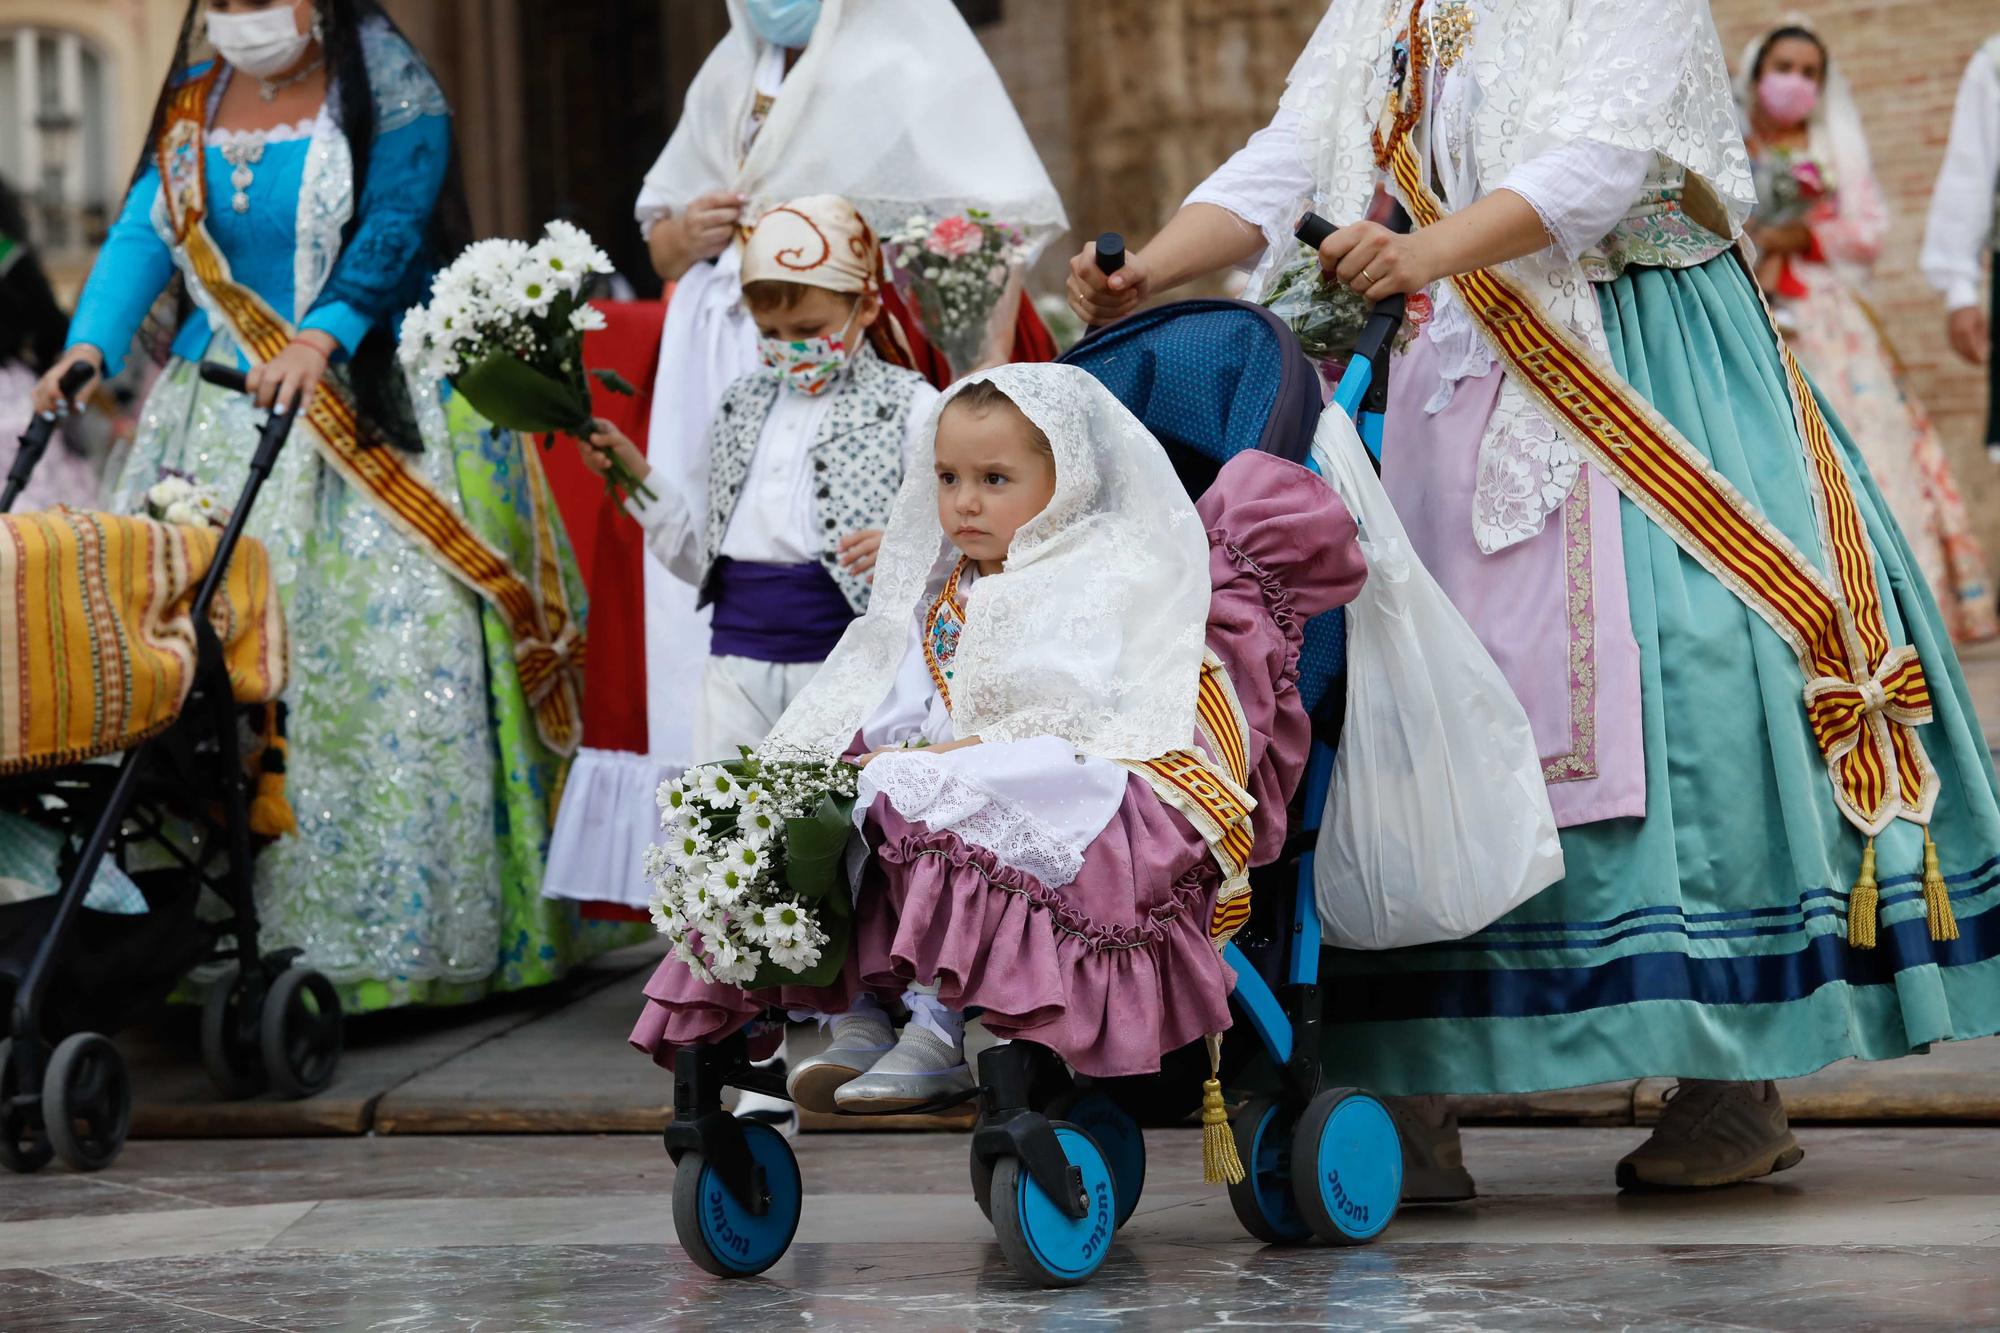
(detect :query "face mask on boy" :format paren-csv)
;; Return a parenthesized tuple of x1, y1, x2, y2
(761, 305, 860, 398)
(1757, 70, 1820, 125)
(206, 4, 315, 79)
(744, 0, 822, 50)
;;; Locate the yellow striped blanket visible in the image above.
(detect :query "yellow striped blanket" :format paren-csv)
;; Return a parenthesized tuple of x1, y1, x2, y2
(0, 509, 288, 776)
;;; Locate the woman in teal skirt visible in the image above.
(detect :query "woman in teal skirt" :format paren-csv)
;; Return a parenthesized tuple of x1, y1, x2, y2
(1070, 0, 2000, 1194)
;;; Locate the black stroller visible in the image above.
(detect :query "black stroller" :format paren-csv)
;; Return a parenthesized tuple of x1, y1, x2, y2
(1, 365, 343, 1174)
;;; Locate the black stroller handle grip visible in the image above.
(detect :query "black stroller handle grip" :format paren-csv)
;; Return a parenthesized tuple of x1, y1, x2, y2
(57, 360, 95, 399)
(1295, 211, 1337, 251)
(1, 364, 99, 514)
(199, 363, 252, 394)
(1094, 232, 1126, 276)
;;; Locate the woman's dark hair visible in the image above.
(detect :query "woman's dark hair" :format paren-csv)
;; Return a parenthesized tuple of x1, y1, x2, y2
(1751, 25, 1829, 85)
(0, 176, 70, 371)
(133, 1, 473, 446)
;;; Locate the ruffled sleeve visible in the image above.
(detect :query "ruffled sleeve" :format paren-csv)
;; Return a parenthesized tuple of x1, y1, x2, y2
(1195, 451, 1364, 864)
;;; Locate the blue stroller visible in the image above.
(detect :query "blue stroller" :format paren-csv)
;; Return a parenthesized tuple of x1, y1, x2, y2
(663, 225, 1408, 1287)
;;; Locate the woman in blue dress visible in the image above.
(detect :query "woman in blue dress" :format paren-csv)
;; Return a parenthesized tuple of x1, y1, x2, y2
(33, 0, 631, 1011)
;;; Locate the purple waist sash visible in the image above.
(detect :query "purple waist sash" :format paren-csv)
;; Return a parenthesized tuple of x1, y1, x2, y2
(707, 559, 855, 664)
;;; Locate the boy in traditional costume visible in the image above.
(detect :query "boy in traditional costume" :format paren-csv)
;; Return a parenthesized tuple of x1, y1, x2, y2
(628, 364, 1368, 1111)
(1072, 0, 2000, 1195)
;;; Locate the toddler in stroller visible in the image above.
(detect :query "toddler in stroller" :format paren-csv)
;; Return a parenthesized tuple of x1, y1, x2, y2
(647, 322, 1396, 1285)
(1, 365, 343, 1175)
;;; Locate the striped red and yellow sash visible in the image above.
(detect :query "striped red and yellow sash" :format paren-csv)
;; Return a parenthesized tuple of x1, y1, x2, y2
(157, 72, 581, 755)
(1367, 0, 1946, 943)
(1120, 654, 1259, 949)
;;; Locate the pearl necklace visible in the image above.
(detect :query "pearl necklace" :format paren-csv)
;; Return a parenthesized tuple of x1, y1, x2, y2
(258, 56, 324, 103)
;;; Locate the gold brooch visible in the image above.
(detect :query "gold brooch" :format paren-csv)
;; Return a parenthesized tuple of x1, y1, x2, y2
(1429, 0, 1475, 74)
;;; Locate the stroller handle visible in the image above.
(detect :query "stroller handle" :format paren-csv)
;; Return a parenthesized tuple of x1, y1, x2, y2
(2, 363, 98, 514)
(187, 361, 299, 620)
(1308, 203, 1416, 455)
(1093, 232, 1126, 276)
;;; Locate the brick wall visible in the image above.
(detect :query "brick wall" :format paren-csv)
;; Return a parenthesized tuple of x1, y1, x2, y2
(978, 0, 1999, 553)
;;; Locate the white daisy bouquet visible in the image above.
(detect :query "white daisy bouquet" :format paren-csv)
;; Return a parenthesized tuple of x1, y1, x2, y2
(145, 469, 230, 530)
(397, 220, 653, 502)
(885, 208, 1031, 374)
(647, 748, 860, 991)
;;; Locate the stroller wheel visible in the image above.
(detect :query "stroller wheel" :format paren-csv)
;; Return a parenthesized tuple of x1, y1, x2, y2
(671, 1119, 803, 1278)
(1047, 1091, 1145, 1229)
(1226, 1094, 1310, 1244)
(970, 1136, 996, 1221)
(43, 1033, 131, 1173)
(1289, 1088, 1401, 1246)
(0, 1040, 54, 1173)
(989, 1121, 1117, 1288)
(259, 966, 343, 1100)
(200, 965, 266, 1098)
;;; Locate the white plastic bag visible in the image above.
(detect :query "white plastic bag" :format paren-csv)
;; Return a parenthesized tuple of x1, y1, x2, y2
(1310, 408, 1565, 949)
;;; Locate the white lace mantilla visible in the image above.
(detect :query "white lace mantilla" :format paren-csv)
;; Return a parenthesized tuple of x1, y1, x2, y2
(767, 363, 1211, 765)
(861, 753, 1089, 888)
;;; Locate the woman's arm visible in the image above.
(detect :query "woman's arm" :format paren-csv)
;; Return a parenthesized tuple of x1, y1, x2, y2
(302, 111, 452, 356)
(44, 169, 177, 393)
(1068, 102, 1313, 323)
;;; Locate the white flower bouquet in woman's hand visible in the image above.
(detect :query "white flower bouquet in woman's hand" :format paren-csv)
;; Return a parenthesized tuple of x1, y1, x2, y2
(647, 748, 860, 991)
(885, 209, 1031, 373)
(397, 220, 653, 502)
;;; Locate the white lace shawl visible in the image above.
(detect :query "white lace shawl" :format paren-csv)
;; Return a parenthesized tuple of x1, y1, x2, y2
(1281, 0, 1754, 553)
(634, 0, 1067, 259)
(766, 363, 1211, 764)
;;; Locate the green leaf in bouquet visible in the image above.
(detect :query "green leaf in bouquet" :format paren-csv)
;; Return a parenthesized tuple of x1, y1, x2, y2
(591, 367, 638, 397)
(784, 793, 858, 911)
(452, 352, 593, 437)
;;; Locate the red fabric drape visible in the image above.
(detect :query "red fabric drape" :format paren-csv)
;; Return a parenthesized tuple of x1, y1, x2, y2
(540, 298, 667, 756)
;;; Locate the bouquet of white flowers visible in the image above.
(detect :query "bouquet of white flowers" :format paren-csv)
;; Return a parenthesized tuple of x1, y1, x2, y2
(648, 748, 860, 991)
(145, 469, 230, 530)
(885, 209, 1031, 374)
(398, 220, 652, 502)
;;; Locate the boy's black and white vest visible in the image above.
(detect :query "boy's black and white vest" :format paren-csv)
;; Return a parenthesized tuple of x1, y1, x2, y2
(699, 345, 922, 614)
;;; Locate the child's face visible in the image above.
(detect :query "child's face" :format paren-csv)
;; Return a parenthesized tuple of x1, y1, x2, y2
(751, 287, 878, 343)
(933, 400, 1057, 574)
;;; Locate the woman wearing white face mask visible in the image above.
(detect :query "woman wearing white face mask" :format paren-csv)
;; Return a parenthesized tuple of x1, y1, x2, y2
(1739, 19, 1997, 644)
(32, 0, 627, 1015)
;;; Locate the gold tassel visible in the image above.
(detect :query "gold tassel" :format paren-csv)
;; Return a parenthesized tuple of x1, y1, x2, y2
(1200, 1033, 1244, 1186)
(247, 703, 298, 839)
(1923, 827, 1959, 943)
(1848, 837, 1878, 950)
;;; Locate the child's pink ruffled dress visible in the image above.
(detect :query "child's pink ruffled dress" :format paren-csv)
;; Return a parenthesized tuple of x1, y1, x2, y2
(630, 451, 1365, 1075)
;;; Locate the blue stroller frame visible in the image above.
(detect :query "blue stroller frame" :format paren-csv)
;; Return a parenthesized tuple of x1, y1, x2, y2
(664, 280, 1408, 1288)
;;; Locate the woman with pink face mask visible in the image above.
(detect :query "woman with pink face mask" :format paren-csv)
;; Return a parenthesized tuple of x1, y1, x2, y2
(1740, 19, 1997, 643)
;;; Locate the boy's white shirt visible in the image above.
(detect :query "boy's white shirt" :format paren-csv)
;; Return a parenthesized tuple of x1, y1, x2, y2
(1921, 34, 2000, 312)
(625, 376, 939, 585)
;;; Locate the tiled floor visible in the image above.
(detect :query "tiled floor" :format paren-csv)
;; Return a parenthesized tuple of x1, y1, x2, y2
(6, 1126, 2000, 1329)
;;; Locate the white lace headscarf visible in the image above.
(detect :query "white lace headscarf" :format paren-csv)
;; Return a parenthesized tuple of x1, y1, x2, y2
(634, 0, 1068, 260)
(766, 363, 1211, 763)
(1735, 17, 1886, 293)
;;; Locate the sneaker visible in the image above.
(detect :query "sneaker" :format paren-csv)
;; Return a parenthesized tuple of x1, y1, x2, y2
(786, 1010, 896, 1115)
(1386, 1094, 1477, 1204)
(1616, 1079, 1804, 1190)
(832, 1025, 974, 1112)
